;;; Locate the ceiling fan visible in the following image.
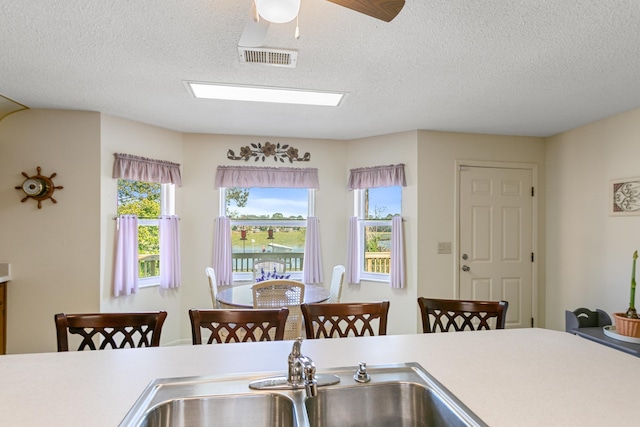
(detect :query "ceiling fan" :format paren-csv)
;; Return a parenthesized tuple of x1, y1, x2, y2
(238, 0, 405, 47)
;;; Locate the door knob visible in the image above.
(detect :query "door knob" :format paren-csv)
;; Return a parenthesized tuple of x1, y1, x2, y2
(462, 265, 470, 272)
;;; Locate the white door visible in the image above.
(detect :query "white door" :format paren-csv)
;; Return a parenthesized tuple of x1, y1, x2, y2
(459, 166, 534, 329)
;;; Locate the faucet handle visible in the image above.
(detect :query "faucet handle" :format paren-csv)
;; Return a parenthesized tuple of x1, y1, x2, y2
(303, 364, 318, 397)
(354, 361, 371, 383)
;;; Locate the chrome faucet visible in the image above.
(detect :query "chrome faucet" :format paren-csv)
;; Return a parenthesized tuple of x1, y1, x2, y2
(287, 338, 318, 398)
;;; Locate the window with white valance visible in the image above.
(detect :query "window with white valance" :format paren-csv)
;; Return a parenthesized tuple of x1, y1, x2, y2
(347, 163, 406, 288)
(213, 165, 323, 285)
(112, 153, 181, 296)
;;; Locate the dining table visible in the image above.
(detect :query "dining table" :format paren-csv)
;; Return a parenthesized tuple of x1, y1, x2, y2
(217, 283, 330, 308)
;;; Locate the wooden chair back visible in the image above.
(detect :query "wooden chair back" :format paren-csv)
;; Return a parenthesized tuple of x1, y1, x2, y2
(417, 298, 508, 333)
(301, 301, 390, 339)
(205, 267, 219, 308)
(329, 265, 345, 303)
(253, 279, 305, 340)
(189, 308, 289, 344)
(54, 311, 167, 351)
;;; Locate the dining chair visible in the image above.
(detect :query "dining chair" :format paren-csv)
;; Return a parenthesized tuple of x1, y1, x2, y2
(417, 297, 508, 333)
(301, 301, 390, 339)
(252, 279, 305, 340)
(54, 311, 167, 351)
(253, 259, 286, 281)
(328, 265, 345, 303)
(205, 267, 220, 308)
(188, 308, 289, 344)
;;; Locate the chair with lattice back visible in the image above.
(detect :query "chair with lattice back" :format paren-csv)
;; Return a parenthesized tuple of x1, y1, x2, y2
(301, 301, 390, 339)
(253, 259, 287, 281)
(252, 279, 305, 340)
(54, 311, 167, 351)
(188, 308, 289, 344)
(417, 298, 508, 333)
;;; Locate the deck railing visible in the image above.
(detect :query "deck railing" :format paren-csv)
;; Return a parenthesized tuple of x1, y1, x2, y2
(364, 251, 391, 274)
(140, 251, 391, 277)
(232, 252, 305, 273)
(139, 254, 159, 278)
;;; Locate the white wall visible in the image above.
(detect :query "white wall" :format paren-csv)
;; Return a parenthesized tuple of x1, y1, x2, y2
(0, 109, 101, 353)
(99, 115, 185, 345)
(416, 131, 547, 327)
(546, 108, 640, 330)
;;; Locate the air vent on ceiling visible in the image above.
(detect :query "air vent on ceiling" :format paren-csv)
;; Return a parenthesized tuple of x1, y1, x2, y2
(238, 47, 298, 68)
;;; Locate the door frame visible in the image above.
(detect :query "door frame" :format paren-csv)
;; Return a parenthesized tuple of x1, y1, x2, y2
(454, 160, 539, 327)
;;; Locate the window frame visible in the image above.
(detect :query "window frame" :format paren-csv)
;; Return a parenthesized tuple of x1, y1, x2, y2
(354, 187, 400, 282)
(117, 180, 175, 288)
(221, 187, 315, 282)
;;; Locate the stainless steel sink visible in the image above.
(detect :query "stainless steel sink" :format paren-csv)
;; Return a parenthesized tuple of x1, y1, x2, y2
(137, 393, 296, 427)
(306, 382, 473, 427)
(119, 363, 487, 427)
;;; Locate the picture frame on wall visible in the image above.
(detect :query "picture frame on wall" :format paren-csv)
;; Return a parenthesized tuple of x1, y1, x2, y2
(610, 176, 640, 216)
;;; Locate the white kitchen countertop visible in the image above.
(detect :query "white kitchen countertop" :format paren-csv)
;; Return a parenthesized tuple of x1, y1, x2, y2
(0, 328, 638, 426)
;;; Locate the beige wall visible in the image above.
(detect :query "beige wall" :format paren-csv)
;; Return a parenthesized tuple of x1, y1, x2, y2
(99, 115, 185, 345)
(416, 131, 547, 327)
(179, 135, 350, 340)
(4, 105, 639, 350)
(0, 109, 101, 353)
(546, 108, 640, 330)
(345, 132, 420, 334)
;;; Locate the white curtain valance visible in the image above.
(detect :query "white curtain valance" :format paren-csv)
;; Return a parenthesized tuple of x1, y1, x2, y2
(347, 163, 406, 190)
(215, 165, 319, 189)
(113, 153, 182, 187)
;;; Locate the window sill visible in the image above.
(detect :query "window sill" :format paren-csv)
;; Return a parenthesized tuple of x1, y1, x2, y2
(139, 277, 160, 288)
(360, 273, 390, 283)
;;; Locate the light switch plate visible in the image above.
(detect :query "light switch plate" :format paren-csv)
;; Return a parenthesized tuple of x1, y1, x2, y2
(437, 242, 451, 254)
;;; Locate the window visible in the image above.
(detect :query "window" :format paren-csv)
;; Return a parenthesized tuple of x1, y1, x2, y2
(355, 186, 402, 281)
(117, 179, 175, 286)
(222, 187, 313, 281)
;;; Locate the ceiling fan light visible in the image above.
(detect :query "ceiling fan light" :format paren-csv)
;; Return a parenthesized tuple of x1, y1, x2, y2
(255, 0, 300, 24)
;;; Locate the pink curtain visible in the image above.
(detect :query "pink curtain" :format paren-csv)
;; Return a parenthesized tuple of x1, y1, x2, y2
(346, 216, 360, 284)
(113, 215, 139, 297)
(113, 153, 182, 186)
(347, 164, 406, 190)
(303, 217, 323, 284)
(213, 216, 233, 286)
(159, 215, 181, 289)
(390, 215, 405, 288)
(215, 166, 319, 189)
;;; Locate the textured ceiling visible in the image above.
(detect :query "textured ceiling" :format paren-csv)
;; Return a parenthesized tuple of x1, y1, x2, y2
(1, 1, 640, 140)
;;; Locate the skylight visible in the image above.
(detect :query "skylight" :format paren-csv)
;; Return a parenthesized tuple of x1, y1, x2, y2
(186, 82, 344, 107)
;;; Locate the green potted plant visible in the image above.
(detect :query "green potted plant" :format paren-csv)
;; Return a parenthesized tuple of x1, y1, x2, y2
(613, 250, 640, 337)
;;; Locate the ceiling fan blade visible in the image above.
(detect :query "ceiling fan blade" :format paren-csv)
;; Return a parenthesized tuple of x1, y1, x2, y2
(238, 3, 271, 47)
(327, 0, 405, 22)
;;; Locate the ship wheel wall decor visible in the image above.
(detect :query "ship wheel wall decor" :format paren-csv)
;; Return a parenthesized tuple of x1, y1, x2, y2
(15, 166, 63, 209)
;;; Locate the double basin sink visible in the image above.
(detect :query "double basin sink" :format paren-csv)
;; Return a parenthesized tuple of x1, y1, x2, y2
(119, 362, 487, 427)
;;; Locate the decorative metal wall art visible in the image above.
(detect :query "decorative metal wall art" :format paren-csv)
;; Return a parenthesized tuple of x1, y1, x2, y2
(611, 176, 640, 216)
(227, 142, 310, 163)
